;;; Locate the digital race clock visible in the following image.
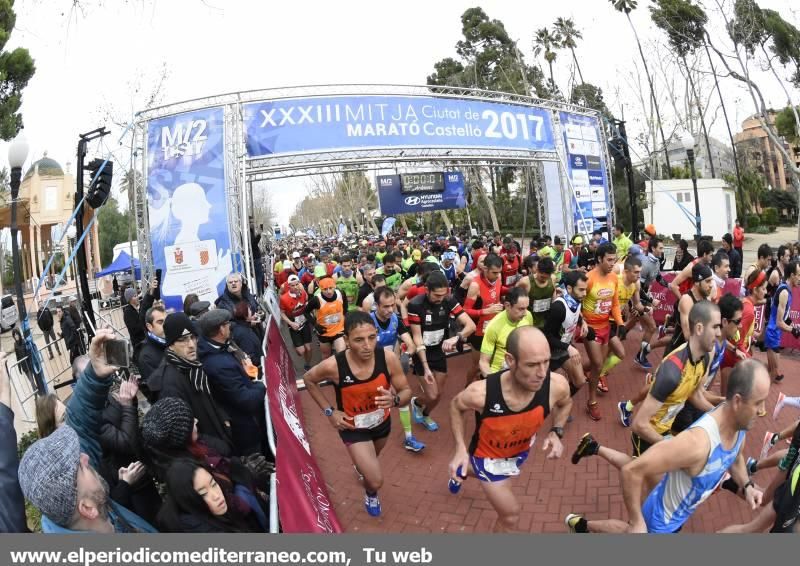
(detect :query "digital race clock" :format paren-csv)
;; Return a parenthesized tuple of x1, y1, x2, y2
(400, 172, 445, 194)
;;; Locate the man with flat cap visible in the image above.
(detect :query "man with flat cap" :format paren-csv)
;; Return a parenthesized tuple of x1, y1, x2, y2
(198, 308, 267, 457)
(145, 313, 233, 451)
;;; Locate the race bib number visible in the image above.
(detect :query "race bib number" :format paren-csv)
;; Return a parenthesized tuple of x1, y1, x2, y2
(483, 457, 521, 477)
(354, 408, 385, 429)
(532, 298, 551, 313)
(294, 314, 306, 327)
(595, 299, 612, 315)
(422, 328, 445, 347)
(505, 274, 520, 286)
(324, 314, 341, 325)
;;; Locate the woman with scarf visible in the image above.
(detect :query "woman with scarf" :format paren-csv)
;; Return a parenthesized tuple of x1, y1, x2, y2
(141, 398, 270, 531)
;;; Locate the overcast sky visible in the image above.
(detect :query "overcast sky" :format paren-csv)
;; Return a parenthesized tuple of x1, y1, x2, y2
(3, 0, 799, 225)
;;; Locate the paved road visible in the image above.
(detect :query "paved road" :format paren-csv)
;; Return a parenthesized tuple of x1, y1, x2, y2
(299, 327, 800, 533)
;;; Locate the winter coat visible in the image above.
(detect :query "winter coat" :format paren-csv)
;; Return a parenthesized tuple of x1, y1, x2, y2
(197, 337, 266, 457)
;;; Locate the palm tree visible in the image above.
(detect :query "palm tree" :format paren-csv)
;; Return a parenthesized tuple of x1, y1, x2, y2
(533, 27, 559, 94)
(554, 17, 585, 86)
(609, 0, 672, 176)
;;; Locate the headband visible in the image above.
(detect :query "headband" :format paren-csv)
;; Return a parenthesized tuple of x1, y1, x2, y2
(747, 270, 767, 290)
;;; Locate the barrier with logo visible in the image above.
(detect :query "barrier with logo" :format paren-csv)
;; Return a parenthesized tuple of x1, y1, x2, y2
(643, 273, 800, 348)
(263, 316, 342, 533)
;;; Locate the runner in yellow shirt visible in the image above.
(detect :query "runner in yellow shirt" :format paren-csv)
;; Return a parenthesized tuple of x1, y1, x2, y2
(478, 288, 533, 376)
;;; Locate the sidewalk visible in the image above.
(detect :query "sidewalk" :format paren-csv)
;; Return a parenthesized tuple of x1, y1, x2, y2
(299, 328, 800, 533)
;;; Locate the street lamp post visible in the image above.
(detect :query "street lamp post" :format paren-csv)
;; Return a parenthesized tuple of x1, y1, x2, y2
(66, 224, 77, 282)
(681, 133, 702, 241)
(360, 207, 366, 232)
(8, 132, 46, 394)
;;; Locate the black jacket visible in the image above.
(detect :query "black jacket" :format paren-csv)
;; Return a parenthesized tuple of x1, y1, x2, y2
(98, 395, 162, 524)
(214, 286, 259, 316)
(68, 305, 82, 328)
(36, 307, 54, 332)
(148, 357, 234, 451)
(60, 315, 79, 351)
(123, 288, 159, 346)
(231, 321, 262, 367)
(137, 336, 165, 386)
(198, 337, 266, 457)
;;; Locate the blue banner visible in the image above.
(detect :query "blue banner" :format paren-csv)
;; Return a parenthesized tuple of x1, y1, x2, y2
(244, 96, 555, 157)
(146, 107, 232, 311)
(381, 217, 396, 237)
(377, 171, 466, 215)
(338, 222, 346, 236)
(559, 112, 611, 235)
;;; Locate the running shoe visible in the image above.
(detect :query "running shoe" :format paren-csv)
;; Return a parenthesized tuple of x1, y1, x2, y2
(586, 401, 602, 421)
(565, 513, 587, 533)
(758, 408, 767, 417)
(634, 352, 653, 370)
(746, 457, 758, 476)
(303, 364, 311, 371)
(759, 431, 778, 461)
(775, 374, 785, 383)
(617, 401, 633, 428)
(571, 432, 599, 464)
(657, 325, 666, 340)
(421, 416, 439, 432)
(364, 493, 381, 517)
(410, 397, 425, 424)
(773, 392, 786, 421)
(403, 436, 426, 452)
(597, 375, 609, 394)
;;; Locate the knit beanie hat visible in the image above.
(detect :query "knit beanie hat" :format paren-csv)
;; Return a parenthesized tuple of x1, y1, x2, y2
(141, 397, 194, 451)
(163, 313, 198, 346)
(18, 425, 81, 527)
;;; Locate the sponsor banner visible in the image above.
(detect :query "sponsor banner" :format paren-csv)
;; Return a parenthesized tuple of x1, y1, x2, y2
(559, 112, 611, 235)
(648, 273, 742, 325)
(377, 171, 466, 215)
(244, 95, 555, 157)
(381, 217, 396, 237)
(264, 318, 342, 533)
(146, 107, 232, 311)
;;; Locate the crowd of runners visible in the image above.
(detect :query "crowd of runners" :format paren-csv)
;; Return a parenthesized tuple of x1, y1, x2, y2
(270, 224, 800, 533)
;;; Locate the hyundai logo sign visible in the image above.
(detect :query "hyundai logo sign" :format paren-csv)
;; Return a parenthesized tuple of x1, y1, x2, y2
(404, 196, 421, 206)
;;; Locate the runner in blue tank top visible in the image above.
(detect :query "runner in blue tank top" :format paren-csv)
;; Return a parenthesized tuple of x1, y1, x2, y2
(764, 261, 800, 383)
(565, 359, 768, 533)
(370, 287, 425, 453)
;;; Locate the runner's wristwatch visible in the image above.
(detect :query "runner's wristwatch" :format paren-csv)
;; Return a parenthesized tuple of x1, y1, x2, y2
(549, 426, 565, 439)
(323, 406, 335, 417)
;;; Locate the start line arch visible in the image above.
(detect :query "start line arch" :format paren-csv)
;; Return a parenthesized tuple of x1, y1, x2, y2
(131, 84, 616, 309)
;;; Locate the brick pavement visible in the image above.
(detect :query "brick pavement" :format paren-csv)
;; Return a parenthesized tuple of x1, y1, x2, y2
(298, 327, 800, 533)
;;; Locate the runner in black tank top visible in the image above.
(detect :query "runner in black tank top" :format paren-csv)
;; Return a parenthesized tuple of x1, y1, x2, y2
(302, 312, 413, 518)
(448, 326, 572, 532)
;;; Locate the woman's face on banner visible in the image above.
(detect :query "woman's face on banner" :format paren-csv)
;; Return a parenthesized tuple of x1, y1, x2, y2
(172, 183, 211, 225)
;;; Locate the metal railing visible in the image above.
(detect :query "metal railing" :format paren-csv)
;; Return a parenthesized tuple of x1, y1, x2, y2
(4, 336, 84, 422)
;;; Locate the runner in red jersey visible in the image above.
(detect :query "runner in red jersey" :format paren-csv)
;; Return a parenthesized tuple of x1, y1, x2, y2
(669, 239, 714, 300)
(279, 275, 313, 370)
(500, 237, 522, 288)
(464, 254, 504, 385)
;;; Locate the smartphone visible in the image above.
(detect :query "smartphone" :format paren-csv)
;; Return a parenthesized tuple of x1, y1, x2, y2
(155, 268, 162, 283)
(104, 339, 131, 368)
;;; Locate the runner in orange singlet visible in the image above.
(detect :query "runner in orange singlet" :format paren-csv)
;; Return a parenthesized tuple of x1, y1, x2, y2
(581, 243, 623, 421)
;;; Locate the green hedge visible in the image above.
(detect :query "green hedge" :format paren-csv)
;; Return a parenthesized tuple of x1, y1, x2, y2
(746, 214, 761, 228)
(761, 207, 779, 226)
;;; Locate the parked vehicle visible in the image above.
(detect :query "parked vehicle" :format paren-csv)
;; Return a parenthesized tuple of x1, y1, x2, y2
(1, 294, 18, 332)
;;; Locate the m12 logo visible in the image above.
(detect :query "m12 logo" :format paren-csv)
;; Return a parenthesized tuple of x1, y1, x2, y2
(160, 120, 208, 160)
(447, 173, 460, 183)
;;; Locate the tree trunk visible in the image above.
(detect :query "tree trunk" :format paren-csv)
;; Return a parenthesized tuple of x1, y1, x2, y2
(473, 167, 500, 233)
(627, 13, 671, 176)
(440, 210, 453, 233)
(704, 42, 744, 219)
(571, 47, 585, 86)
(681, 55, 715, 178)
